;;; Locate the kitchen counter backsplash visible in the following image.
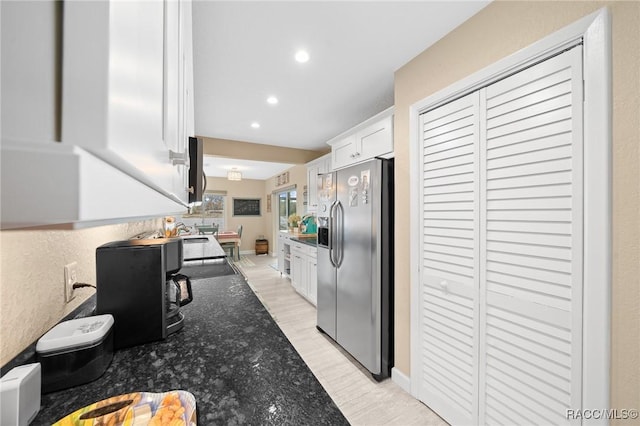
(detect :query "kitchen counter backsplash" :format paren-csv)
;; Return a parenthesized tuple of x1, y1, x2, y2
(0, 294, 97, 377)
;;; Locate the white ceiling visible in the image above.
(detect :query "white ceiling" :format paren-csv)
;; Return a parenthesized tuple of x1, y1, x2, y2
(192, 0, 491, 177)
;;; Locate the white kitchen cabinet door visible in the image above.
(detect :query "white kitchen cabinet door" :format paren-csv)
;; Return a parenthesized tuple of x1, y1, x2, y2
(306, 153, 332, 213)
(178, 0, 195, 149)
(318, 153, 332, 174)
(358, 115, 393, 160)
(419, 92, 481, 426)
(306, 164, 320, 213)
(331, 134, 358, 170)
(291, 252, 306, 295)
(61, 0, 192, 205)
(307, 256, 318, 306)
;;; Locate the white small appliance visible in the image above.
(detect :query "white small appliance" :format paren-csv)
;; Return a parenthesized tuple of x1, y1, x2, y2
(0, 363, 41, 426)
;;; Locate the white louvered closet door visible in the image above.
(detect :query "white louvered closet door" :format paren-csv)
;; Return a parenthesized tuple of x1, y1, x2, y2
(419, 92, 480, 426)
(479, 46, 583, 426)
(418, 45, 584, 426)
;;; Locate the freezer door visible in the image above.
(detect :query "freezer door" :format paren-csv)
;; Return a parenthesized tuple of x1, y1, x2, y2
(335, 159, 382, 374)
(316, 172, 337, 339)
(316, 245, 337, 339)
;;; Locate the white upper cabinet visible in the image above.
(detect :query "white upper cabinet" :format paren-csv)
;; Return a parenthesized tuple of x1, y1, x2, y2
(328, 107, 394, 170)
(305, 153, 331, 213)
(1, 140, 189, 229)
(0, 0, 194, 228)
(62, 0, 194, 204)
(330, 134, 358, 171)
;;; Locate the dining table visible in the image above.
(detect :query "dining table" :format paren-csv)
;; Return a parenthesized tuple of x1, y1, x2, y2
(215, 231, 241, 261)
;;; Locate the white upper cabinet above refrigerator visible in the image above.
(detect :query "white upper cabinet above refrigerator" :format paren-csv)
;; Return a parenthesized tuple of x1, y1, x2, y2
(62, 0, 194, 205)
(328, 107, 394, 171)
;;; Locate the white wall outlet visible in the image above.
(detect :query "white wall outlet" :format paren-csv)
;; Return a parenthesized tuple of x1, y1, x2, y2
(64, 262, 77, 303)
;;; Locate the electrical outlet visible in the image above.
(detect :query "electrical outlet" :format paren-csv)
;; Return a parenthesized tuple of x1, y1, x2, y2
(64, 262, 78, 303)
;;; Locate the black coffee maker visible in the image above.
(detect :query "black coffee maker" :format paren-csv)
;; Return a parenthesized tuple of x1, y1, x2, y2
(96, 238, 192, 349)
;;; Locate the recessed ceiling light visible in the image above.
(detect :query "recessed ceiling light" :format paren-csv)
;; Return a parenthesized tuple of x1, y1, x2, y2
(267, 96, 278, 105)
(295, 50, 309, 63)
(251, 122, 260, 129)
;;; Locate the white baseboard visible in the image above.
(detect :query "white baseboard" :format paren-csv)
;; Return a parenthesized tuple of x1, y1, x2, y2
(239, 250, 255, 256)
(391, 367, 411, 395)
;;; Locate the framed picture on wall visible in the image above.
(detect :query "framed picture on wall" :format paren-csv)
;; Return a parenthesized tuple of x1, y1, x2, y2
(233, 198, 261, 216)
(267, 194, 271, 212)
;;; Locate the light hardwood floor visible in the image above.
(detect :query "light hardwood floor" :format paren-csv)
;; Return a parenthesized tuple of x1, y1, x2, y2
(235, 254, 448, 426)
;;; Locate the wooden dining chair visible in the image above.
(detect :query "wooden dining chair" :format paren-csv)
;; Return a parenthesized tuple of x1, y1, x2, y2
(219, 241, 235, 260)
(231, 225, 243, 261)
(196, 224, 218, 235)
(218, 226, 239, 261)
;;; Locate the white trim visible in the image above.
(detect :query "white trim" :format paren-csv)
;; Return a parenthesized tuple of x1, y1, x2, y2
(581, 9, 611, 420)
(409, 6, 611, 419)
(391, 367, 411, 395)
(408, 102, 422, 399)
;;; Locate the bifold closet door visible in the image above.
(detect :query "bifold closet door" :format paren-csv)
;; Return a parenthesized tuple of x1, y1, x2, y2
(479, 46, 583, 425)
(418, 92, 480, 426)
(418, 45, 584, 426)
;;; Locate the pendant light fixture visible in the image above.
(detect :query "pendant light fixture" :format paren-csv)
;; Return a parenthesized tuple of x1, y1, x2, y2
(227, 168, 242, 181)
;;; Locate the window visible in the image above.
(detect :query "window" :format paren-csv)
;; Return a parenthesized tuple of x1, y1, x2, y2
(278, 189, 297, 230)
(202, 193, 226, 230)
(189, 192, 226, 230)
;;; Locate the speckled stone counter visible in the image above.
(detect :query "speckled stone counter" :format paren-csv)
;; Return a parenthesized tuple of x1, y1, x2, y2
(291, 237, 317, 247)
(32, 274, 348, 425)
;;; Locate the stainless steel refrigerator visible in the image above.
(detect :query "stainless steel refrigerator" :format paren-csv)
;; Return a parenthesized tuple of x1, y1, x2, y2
(316, 158, 393, 381)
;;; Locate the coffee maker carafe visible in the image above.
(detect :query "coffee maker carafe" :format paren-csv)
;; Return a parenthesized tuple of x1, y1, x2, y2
(96, 238, 192, 349)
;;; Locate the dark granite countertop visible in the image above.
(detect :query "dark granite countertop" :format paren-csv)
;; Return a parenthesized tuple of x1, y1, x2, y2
(32, 274, 347, 425)
(290, 237, 317, 248)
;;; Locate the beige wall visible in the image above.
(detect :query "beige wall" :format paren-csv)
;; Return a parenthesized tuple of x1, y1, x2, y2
(200, 136, 326, 163)
(203, 176, 268, 253)
(394, 0, 639, 414)
(0, 218, 163, 365)
(0, 170, 301, 366)
(189, 165, 310, 257)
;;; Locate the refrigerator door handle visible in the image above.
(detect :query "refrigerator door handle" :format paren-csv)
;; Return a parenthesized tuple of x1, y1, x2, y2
(335, 201, 344, 267)
(329, 201, 338, 267)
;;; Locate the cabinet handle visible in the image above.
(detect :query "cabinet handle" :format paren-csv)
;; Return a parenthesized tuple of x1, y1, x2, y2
(169, 150, 188, 165)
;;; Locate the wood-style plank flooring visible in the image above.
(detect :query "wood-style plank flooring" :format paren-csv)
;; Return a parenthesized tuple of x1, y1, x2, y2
(235, 254, 448, 426)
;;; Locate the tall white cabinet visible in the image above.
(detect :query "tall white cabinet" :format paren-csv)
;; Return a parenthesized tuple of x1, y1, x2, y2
(416, 46, 584, 425)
